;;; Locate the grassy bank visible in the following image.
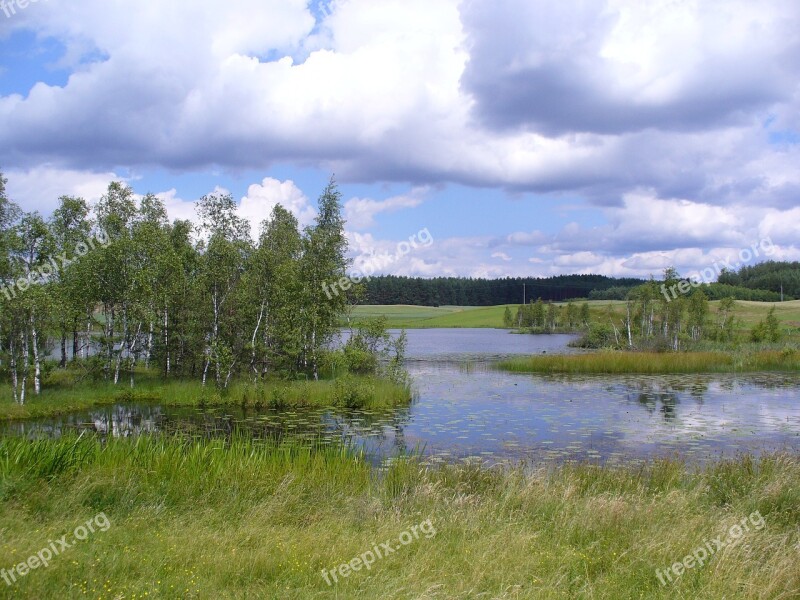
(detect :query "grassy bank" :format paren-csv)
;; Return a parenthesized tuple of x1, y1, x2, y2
(350, 300, 800, 334)
(0, 376, 411, 422)
(0, 435, 798, 598)
(498, 349, 800, 374)
(347, 304, 510, 328)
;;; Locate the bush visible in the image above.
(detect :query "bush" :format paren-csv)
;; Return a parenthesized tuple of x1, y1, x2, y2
(343, 345, 378, 375)
(750, 307, 782, 343)
(572, 322, 618, 349)
(332, 377, 375, 409)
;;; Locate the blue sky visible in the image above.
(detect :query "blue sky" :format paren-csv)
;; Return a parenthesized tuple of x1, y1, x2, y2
(1, 0, 799, 280)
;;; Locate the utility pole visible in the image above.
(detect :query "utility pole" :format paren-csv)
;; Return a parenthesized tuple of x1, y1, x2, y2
(523, 283, 526, 305)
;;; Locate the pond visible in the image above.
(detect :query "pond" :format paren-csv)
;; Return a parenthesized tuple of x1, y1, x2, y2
(6, 329, 800, 466)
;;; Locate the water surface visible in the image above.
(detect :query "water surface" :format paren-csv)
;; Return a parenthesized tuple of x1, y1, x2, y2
(7, 329, 800, 466)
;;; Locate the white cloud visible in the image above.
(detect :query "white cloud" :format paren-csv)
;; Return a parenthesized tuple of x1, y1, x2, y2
(344, 187, 428, 229)
(155, 189, 197, 224)
(1, 0, 799, 280)
(4, 167, 120, 214)
(239, 177, 316, 240)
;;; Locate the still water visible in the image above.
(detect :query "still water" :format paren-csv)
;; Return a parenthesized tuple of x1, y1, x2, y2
(6, 329, 800, 466)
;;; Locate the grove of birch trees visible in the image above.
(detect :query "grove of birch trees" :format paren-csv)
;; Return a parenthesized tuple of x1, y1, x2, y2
(0, 172, 352, 403)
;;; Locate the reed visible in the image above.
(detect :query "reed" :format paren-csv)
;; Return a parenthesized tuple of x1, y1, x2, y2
(0, 376, 412, 421)
(498, 349, 800, 374)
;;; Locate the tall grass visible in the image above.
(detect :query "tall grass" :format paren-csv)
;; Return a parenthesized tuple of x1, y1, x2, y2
(1, 435, 798, 598)
(498, 349, 800, 374)
(0, 376, 412, 421)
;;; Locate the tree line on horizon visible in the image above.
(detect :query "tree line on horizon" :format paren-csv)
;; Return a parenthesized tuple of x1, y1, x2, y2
(360, 274, 644, 306)
(360, 264, 798, 307)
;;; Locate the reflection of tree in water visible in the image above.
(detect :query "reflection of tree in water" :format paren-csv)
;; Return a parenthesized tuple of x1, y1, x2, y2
(322, 407, 413, 456)
(2, 404, 414, 454)
(0, 404, 163, 439)
(626, 380, 685, 422)
(632, 390, 679, 421)
(88, 405, 162, 437)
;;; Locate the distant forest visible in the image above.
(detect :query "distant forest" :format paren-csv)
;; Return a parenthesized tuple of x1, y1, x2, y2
(359, 275, 644, 306)
(718, 261, 800, 299)
(360, 262, 800, 306)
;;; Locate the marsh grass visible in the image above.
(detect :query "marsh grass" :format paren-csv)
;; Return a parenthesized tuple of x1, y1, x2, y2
(498, 349, 800, 374)
(0, 435, 798, 598)
(0, 376, 412, 421)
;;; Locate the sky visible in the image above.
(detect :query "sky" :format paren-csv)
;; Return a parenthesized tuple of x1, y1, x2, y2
(1, 0, 799, 281)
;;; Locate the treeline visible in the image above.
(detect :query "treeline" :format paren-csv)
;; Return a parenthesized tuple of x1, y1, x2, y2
(0, 172, 357, 403)
(718, 261, 800, 299)
(361, 274, 644, 306)
(590, 282, 787, 302)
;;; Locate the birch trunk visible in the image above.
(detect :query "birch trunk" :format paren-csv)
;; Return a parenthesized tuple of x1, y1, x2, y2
(163, 303, 170, 377)
(10, 337, 18, 404)
(21, 328, 29, 405)
(31, 313, 41, 395)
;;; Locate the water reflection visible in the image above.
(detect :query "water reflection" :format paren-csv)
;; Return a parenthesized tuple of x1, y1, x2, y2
(6, 330, 800, 466)
(4, 369, 799, 466)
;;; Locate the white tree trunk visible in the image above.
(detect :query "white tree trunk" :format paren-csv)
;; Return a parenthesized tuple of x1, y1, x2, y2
(31, 313, 41, 395)
(625, 304, 633, 348)
(145, 318, 154, 369)
(114, 305, 128, 385)
(10, 337, 19, 404)
(163, 304, 170, 377)
(21, 328, 29, 405)
(250, 300, 265, 379)
(84, 309, 92, 359)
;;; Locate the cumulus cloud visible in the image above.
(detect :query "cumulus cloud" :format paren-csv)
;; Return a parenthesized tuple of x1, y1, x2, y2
(1, 0, 799, 279)
(0, 0, 798, 212)
(461, 0, 797, 135)
(344, 187, 428, 229)
(239, 177, 316, 240)
(4, 167, 119, 214)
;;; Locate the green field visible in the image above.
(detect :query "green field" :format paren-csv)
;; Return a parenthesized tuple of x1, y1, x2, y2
(346, 304, 501, 328)
(349, 300, 800, 332)
(1, 435, 798, 599)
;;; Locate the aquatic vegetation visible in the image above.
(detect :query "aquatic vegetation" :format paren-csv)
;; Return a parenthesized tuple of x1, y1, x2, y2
(498, 350, 800, 374)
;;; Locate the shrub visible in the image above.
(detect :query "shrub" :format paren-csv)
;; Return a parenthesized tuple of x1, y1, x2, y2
(332, 377, 375, 409)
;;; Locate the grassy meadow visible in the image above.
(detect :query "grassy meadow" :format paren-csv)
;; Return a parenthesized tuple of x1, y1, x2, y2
(1, 435, 798, 599)
(349, 300, 800, 337)
(346, 304, 504, 328)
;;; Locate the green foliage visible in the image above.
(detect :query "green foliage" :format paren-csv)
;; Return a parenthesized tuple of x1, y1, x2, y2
(502, 305, 513, 327)
(751, 307, 782, 343)
(0, 172, 391, 396)
(574, 322, 617, 349)
(2, 437, 798, 597)
(358, 273, 645, 305)
(332, 376, 376, 408)
(719, 260, 800, 298)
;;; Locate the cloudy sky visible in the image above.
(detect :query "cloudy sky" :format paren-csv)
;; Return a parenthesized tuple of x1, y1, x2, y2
(1, 0, 799, 280)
